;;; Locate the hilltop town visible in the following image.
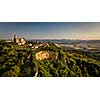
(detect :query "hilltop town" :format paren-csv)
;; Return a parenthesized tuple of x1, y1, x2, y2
(0, 35, 100, 77)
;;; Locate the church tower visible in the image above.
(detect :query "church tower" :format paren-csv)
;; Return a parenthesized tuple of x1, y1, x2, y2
(14, 34, 16, 43)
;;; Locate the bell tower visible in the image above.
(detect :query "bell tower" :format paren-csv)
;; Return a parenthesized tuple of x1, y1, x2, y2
(14, 34, 16, 43)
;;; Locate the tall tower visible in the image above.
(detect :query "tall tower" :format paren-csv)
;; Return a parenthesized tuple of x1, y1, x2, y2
(14, 34, 17, 43)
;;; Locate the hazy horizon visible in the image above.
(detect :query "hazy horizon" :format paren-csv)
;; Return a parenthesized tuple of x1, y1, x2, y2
(0, 22, 100, 40)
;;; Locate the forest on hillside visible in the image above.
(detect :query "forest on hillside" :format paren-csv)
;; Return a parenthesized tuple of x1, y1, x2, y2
(0, 40, 100, 77)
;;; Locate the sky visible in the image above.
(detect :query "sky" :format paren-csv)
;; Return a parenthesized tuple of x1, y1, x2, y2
(0, 22, 100, 40)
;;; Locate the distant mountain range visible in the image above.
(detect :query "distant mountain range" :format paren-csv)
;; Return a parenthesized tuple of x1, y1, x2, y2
(28, 39, 100, 44)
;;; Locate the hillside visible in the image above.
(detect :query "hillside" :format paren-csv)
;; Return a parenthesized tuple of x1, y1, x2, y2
(0, 40, 100, 77)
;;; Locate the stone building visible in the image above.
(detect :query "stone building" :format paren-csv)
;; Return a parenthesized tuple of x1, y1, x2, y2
(13, 35, 26, 45)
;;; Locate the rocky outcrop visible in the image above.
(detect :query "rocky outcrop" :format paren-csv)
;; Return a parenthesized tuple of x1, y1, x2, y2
(35, 51, 49, 60)
(35, 51, 58, 61)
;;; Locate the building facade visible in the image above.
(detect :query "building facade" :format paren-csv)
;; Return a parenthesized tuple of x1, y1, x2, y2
(13, 35, 26, 45)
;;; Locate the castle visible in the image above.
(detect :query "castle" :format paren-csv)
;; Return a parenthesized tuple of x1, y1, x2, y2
(13, 35, 26, 45)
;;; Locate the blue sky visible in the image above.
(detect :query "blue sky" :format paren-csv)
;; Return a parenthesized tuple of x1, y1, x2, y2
(0, 22, 100, 40)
